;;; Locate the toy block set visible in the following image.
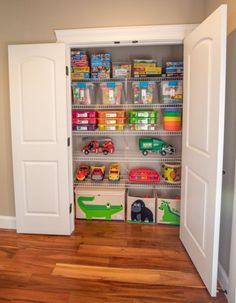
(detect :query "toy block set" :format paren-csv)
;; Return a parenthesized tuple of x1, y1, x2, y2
(74, 187, 180, 225)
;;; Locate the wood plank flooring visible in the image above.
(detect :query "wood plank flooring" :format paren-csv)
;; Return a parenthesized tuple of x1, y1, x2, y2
(0, 220, 227, 303)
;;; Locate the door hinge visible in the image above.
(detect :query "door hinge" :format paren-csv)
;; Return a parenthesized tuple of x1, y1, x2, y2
(66, 66, 69, 76)
(69, 203, 72, 214)
(67, 137, 70, 147)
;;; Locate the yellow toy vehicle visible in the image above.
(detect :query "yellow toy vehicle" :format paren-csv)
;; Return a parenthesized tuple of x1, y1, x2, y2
(108, 163, 120, 181)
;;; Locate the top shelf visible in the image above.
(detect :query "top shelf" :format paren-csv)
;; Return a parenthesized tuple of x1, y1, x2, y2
(71, 76, 183, 83)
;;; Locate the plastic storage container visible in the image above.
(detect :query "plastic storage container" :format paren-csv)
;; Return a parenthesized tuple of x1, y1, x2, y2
(129, 117, 156, 124)
(128, 110, 157, 118)
(72, 82, 94, 105)
(132, 81, 155, 104)
(72, 111, 97, 118)
(160, 80, 183, 104)
(100, 82, 123, 105)
(98, 124, 125, 131)
(98, 117, 126, 125)
(72, 117, 97, 125)
(98, 110, 126, 118)
(72, 124, 97, 131)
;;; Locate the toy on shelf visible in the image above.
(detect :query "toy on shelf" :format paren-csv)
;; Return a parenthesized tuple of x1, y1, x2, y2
(132, 81, 155, 104)
(71, 50, 90, 79)
(128, 168, 160, 183)
(139, 137, 175, 156)
(100, 82, 122, 105)
(162, 163, 181, 184)
(82, 138, 114, 155)
(163, 108, 182, 131)
(133, 59, 162, 78)
(91, 53, 111, 79)
(91, 165, 105, 181)
(165, 61, 183, 77)
(112, 63, 131, 78)
(108, 163, 120, 181)
(75, 164, 90, 181)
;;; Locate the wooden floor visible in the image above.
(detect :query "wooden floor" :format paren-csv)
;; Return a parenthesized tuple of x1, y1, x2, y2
(0, 221, 227, 303)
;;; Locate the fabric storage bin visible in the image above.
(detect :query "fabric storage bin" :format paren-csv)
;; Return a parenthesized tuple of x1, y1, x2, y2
(75, 188, 125, 221)
(157, 197, 180, 225)
(127, 190, 156, 223)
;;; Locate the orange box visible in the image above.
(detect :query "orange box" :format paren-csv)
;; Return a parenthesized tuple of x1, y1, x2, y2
(98, 110, 126, 118)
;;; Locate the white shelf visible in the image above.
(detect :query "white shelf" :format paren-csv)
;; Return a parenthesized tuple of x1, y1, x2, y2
(71, 76, 183, 83)
(72, 103, 183, 110)
(72, 129, 182, 136)
(73, 150, 181, 163)
(74, 178, 181, 190)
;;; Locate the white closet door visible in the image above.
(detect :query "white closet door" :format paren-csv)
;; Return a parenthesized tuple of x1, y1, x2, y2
(9, 43, 73, 235)
(180, 5, 227, 296)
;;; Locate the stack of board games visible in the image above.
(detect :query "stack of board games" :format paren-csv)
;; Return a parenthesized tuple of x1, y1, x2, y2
(133, 60, 162, 78)
(91, 53, 111, 79)
(165, 62, 183, 77)
(71, 50, 90, 80)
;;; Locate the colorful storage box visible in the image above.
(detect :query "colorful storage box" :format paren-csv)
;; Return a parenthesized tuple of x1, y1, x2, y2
(72, 117, 97, 125)
(75, 188, 125, 221)
(98, 117, 125, 125)
(129, 117, 156, 124)
(72, 125, 97, 131)
(127, 190, 156, 224)
(112, 63, 131, 78)
(72, 111, 97, 118)
(98, 110, 126, 118)
(157, 197, 180, 225)
(98, 124, 125, 131)
(91, 53, 111, 79)
(128, 110, 157, 118)
(129, 124, 156, 131)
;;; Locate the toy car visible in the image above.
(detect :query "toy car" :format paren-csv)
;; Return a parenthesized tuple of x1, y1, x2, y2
(91, 165, 105, 181)
(108, 163, 120, 181)
(82, 138, 114, 155)
(128, 168, 160, 183)
(75, 164, 90, 181)
(139, 137, 175, 156)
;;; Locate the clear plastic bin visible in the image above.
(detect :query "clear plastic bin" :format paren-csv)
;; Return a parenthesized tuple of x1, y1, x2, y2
(100, 82, 123, 105)
(132, 81, 155, 104)
(72, 82, 94, 105)
(160, 80, 183, 104)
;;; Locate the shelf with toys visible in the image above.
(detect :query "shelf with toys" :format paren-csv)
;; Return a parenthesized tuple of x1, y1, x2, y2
(71, 48, 183, 224)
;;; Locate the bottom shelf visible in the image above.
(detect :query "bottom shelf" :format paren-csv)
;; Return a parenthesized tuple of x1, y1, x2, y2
(74, 178, 181, 190)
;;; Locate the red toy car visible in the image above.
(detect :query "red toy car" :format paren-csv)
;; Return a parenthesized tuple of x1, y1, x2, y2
(82, 138, 114, 155)
(75, 164, 90, 181)
(91, 165, 105, 181)
(128, 168, 160, 183)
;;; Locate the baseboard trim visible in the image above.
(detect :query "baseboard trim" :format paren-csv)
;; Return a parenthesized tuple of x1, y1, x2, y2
(218, 262, 229, 295)
(0, 216, 16, 229)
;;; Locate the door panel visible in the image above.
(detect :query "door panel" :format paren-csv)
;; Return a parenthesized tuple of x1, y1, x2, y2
(9, 43, 73, 235)
(181, 5, 227, 296)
